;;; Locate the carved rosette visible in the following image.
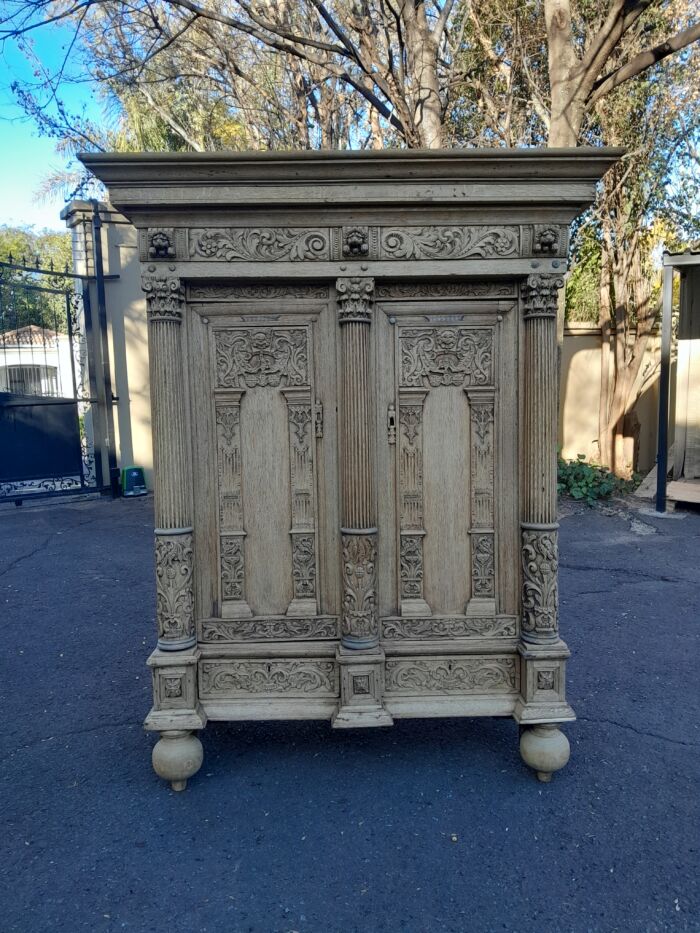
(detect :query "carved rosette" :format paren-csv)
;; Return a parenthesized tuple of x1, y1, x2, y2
(341, 534, 377, 648)
(155, 531, 195, 650)
(521, 526, 559, 642)
(520, 274, 564, 644)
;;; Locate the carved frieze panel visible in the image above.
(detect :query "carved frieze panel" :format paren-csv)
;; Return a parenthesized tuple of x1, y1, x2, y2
(155, 532, 195, 643)
(381, 615, 517, 639)
(341, 534, 377, 643)
(399, 328, 493, 388)
(377, 282, 516, 299)
(521, 527, 559, 640)
(380, 226, 519, 260)
(189, 283, 329, 301)
(190, 228, 330, 261)
(199, 660, 339, 697)
(215, 327, 309, 388)
(385, 657, 517, 694)
(200, 616, 339, 642)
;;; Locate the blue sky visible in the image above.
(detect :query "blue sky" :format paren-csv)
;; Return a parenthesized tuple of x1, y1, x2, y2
(0, 28, 101, 231)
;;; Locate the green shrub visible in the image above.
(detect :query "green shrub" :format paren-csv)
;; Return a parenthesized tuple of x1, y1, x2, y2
(557, 454, 638, 504)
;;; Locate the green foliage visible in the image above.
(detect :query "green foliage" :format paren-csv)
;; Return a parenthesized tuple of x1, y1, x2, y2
(557, 454, 638, 504)
(565, 223, 602, 323)
(0, 226, 73, 334)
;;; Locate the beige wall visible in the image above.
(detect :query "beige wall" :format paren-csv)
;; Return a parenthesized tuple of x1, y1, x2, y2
(65, 204, 663, 484)
(559, 323, 662, 474)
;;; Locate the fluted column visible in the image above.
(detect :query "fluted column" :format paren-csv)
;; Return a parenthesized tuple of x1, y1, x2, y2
(336, 276, 378, 650)
(520, 274, 564, 645)
(142, 263, 195, 651)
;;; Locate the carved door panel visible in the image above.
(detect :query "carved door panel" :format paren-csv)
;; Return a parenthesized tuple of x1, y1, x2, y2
(209, 319, 329, 623)
(376, 297, 519, 636)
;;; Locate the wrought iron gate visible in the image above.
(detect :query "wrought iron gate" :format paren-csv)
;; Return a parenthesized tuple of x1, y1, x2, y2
(0, 254, 111, 501)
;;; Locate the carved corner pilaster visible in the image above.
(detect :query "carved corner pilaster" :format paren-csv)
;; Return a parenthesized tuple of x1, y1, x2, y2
(154, 528, 196, 651)
(336, 276, 375, 323)
(331, 646, 393, 728)
(145, 647, 206, 733)
(142, 264, 185, 322)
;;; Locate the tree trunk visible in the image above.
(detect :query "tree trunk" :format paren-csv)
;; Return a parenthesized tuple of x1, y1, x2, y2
(402, 1, 444, 149)
(544, 0, 586, 147)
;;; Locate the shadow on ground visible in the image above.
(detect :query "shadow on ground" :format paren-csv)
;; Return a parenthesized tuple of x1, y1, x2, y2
(0, 496, 698, 933)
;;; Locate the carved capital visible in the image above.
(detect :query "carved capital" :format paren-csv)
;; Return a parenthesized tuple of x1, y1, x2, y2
(155, 530, 195, 650)
(336, 276, 375, 324)
(521, 274, 564, 319)
(341, 532, 378, 648)
(521, 525, 559, 643)
(142, 265, 185, 322)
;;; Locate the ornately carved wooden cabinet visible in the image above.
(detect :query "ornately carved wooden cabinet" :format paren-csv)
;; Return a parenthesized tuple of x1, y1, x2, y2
(83, 148, 620, 789)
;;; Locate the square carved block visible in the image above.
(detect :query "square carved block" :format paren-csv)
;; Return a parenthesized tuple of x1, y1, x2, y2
(151, 659, 198, 711)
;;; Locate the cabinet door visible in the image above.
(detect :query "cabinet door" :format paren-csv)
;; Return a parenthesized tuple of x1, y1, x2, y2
(191, 304, 339, 633)
(375, 297, 519, 637)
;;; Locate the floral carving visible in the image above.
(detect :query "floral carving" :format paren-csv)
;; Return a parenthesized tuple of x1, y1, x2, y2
(400, 534, 424, 599)
(288, 405, 312, 447)
(380, 226, 519, 260)
(376, 282, 515, 299)
(201, 616, 338, 642)
(521, 274, 564, 319)
(215, 328, 308, 388)
(163, 676, 182, 698)
(292, 534, 316, 600)
(336, 276, 375, 323)
(155, 533, 194, 642)
(385, 657, 517, 694)
(470, 400, 494, 528)
(381, 616, 517, 639)
(341, 534, 377, 642)
(521, 528, 559, 639)
(189, 227, 329, 261)
(199, 660, 338, 697)
(400, 328, 493, 387)
(189, 283, 329, 300)
(471, 533, 495, 598)
(221, 535, 245, 600)
(142, 267, 185, 322)
(216, 404, 243, 530)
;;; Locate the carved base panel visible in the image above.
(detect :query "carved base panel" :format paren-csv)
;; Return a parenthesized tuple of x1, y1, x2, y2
(332, 647, 393, 728)
(513, 640, 576, 725)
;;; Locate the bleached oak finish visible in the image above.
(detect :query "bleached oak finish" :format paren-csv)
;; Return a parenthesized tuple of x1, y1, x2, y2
(82, 148, 621, 788)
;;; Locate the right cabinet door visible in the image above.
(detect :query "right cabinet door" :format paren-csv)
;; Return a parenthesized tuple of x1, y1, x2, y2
(375, 291, 520, 640)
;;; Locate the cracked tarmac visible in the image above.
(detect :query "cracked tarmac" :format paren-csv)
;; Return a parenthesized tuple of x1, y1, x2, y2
(0, 495, 698, 933)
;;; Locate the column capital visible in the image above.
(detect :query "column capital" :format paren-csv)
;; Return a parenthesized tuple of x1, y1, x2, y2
(521, 274, 564, 319)
(142, 263, 185, 323)
(336, 276, 375, 324)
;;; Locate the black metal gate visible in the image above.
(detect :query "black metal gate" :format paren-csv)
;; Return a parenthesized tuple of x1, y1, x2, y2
(0, 254, 111, 502)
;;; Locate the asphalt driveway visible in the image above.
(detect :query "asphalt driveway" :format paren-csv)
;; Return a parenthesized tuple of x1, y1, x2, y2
(1, 495, 698, 933)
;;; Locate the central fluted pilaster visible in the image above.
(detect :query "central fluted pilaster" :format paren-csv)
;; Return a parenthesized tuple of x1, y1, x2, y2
(336, 276, 378, 650)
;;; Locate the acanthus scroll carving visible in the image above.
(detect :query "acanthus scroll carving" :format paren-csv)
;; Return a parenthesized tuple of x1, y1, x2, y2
(385, 657, 517, 694)
(400, 535, 424, 599)
(521, 528, 559, 639)
(142, 266, 185, 322)
(470, 399, 495, 528)
(336, 276, 375, 323)
(201, 616, 338, 642)
(220, 536, 245, 600)
(341, 534, 377, 641)
(471, 533, 495, 598)
(380, 226, 519, 260)
(521, 274, 565, 318)
(291, 534, 317, 600)
(190, 228, 329, 261)
(155, 533, 194, 641)
(400, 328, 493, 388)
(381, 615, 517, 639)
(199, 660, 338, 697)
(215, 328, 308, 388)
(376, 281, 515, 299)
